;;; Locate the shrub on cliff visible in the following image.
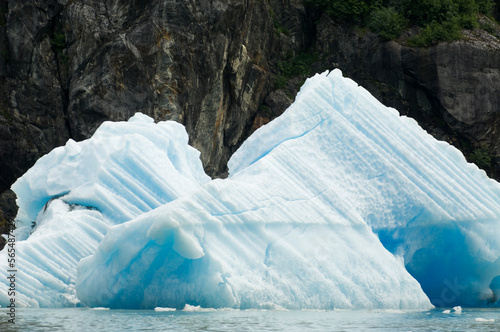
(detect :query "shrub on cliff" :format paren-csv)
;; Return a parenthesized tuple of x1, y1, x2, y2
(409, 17, 463, 46)
(368, 7, 408, 40)
(303, 0, 374, 22)
(469, 147, 493, 172)
(305, 0, 496, 44)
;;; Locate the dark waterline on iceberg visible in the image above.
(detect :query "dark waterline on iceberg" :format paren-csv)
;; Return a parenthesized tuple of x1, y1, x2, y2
(1, 307, 499, 331)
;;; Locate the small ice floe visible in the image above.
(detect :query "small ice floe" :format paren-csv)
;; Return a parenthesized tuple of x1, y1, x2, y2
(91, 307, 110, 310)
(182, 304, 216, 312)
(475, 318, 495, 322)
(154, 307, 176, 312)
(443, 306, 462, 314)
(182, 304, 200, 311)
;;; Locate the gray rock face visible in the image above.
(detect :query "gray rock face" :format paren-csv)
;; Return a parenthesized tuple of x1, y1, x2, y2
(62, 0, 279, 176)
(0, 0, 306, 207)
(264, 90, 292, 117)
(1, 0, 70, 223)
(1, 1, 500, 237)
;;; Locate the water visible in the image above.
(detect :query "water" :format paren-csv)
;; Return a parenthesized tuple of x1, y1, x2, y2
(0, 307, 498, 331)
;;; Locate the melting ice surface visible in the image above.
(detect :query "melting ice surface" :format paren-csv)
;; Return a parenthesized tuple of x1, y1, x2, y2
(1, 69, 500, 309)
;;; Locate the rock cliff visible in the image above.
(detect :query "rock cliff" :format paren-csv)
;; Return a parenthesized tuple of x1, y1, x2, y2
(0, 0, 306, 229)
(1, 0, 500, 244)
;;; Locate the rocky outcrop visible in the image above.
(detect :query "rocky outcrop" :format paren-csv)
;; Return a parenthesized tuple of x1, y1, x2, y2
(1, 1, 500, 242)
(0, 0, 308, 224)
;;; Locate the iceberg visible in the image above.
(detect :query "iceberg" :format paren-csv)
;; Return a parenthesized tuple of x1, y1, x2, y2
(0, 113, 209, 307)
(12, 112, 210, 233)
(1, 69, 499, 309)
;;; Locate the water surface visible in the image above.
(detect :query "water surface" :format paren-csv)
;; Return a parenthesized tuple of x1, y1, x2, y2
(0, 307, 498, 331)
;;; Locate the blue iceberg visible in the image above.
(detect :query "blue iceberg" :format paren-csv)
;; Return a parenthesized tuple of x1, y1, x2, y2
(0, 114, 209, 307)
(1, 70, 499, 309)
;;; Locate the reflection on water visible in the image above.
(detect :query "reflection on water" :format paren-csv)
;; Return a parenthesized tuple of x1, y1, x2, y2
(0, 307, 498, 331)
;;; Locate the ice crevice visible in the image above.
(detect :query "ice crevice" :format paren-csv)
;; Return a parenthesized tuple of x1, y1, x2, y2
(1, 69, 499, 309)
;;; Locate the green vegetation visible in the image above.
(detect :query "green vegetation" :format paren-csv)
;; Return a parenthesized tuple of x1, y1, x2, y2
(401, 0, 488, 45)
(469, 146, 493, 171)
(479, 19, 500, 38)
(368, 6, 407, 40)
(50, 31, 69, 66)
(279, 52, 319, 79)
(480, 20, 496, 33)
(304, 0, 373, 22)
(304, 0, 496, 45)
(51, 31, 66, 53)
(409, 18, 463, 46)
(275, 51, 319, 89)
(259, 104, 274, 117)
(268, 7, 290, 36)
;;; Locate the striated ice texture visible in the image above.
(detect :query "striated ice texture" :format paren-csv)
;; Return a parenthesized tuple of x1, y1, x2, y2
(0, 114, 209, 307)
(1, 69, 500, 309)
(12, 113, 210, 233)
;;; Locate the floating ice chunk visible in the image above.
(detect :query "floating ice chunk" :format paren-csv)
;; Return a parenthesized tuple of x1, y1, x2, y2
(453, 306, 462, 314)
(182, 304, 217, 312)
(75, 71, 435, 310)
(475, 318, 495, 322)
(442, 309, 451, 314)
(154, 307, 176, 312)
(4, 69, 500, 310)
(77, 70, 500, 309)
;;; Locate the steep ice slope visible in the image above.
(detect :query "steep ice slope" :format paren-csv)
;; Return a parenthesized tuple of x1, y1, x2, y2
(0, 114, 209, 307)
(230, 70, 500, 307)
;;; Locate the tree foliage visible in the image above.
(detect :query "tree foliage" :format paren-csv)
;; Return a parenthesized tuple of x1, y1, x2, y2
(368, 7, 408, 40)
(305, 0, 496, 45)
(304, 0, 372, 22)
